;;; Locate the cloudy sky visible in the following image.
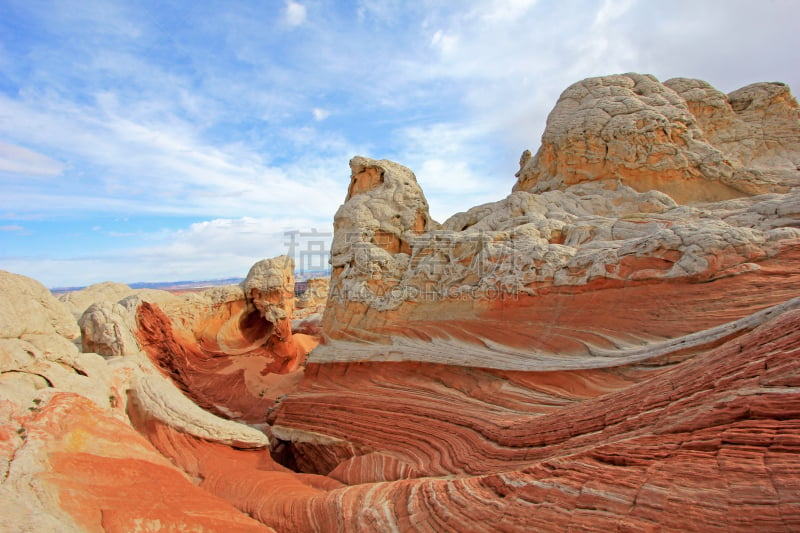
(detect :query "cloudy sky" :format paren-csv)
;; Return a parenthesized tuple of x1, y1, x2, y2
(1, 0, 798, 288)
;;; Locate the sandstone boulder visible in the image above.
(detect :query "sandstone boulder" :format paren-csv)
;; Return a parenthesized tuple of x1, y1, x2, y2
(514, 73, 800, 202)
(1, 270, 79, 340)
(328, 157, 436, 308)
(242, 256, 297, 364)
(0, 270, 112, 411)
(58, 281, 138, 319)
(78, 296, 142, 357)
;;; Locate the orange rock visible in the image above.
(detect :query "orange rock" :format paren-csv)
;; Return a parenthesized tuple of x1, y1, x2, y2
(5, 73, 800, 532)
(267, 306, 800, 531)
(30, 394, 272, 532)
(134, 300, 289, 422)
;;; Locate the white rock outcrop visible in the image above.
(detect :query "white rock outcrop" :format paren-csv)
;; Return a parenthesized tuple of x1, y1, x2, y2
(514, 74, 800, 202)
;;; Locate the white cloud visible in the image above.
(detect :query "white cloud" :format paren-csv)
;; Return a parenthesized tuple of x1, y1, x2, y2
(312, 107, 331, 121)
(355, 0, 403, 24)
(0, 141, 65, 177)
(594, 0, 637, 26)
(0, 92, 353, 220)
(4, 216, 334, 287)
(284, 1, 307, 26)
(481, 0, 538, 22)
(431, 30, 459, 56)
(390, 122, 515, 221)
(0, 225, 25, 232)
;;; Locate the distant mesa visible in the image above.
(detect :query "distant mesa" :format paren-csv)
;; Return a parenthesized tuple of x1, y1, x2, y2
(2, 73, 799, 531)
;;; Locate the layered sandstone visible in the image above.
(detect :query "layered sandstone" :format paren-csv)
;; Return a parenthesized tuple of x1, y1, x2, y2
(270, 74, 800, 530)
(319, 78, 799, 351)
(3, 73, 800, 532)
(321, 156, 800, 348)
(77, 255, 314, 423)
(0, 270, 273, 531)
(265, 304, 800, 531)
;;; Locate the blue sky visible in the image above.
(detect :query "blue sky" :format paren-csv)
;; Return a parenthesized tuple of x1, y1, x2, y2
(1, 0, 799, 288)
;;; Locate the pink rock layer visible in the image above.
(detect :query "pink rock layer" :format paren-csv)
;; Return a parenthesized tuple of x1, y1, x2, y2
(121, 301, 800, 532)
(5, 73, 799, 532)
(134, 301, 313, 423)
(322, 241, 800, 351)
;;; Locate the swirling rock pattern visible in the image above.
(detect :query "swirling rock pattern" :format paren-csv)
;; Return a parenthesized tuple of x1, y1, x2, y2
(270, 74, 800, 530)
(2, 73, 800, 532)
(0, 270, 272, 531)
(207, 304, 800, 531)
(76, 257, 316, 423)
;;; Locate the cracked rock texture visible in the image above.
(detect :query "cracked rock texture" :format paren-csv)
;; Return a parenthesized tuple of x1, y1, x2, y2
(322, 156, 799, 345)
(514, 73, 800, 202)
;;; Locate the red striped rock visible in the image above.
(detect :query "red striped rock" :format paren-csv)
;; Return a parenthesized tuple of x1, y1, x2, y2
(179, 305, 800, 531)
(4, 73, 800, 532)
(76, 256, 317, 423)
(0, 271, 272, 531)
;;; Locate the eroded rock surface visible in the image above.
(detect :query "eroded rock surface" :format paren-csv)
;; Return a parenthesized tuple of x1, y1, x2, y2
(0, 270, 272, 531)
(322, 156, 800, 346)
(59, 281, 147, 320)
(3, 73, 800, 532)
(267, 305, 800, 531)
(77, 256, 314, 423)
(514, 74, 800, 202)
(295, 277, 330, 318)
(270, 74, 800, 530)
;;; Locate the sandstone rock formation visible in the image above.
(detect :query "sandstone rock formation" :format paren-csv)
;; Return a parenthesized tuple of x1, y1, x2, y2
(1, 257, 331, 530)
(665, 78, 800, 174)
(58, 281, 144, 319)
(291, 277, 330, 337)
(76, 255, 314, 423)
(0, 270, 273, 531)
(243, 257, 295, 333)
(268, 74, 800, 530)
(266, 304, 800, 531)
(322, 156, 800, 347)
(295, 277, 330, 317)
(3, 73, 800, 532)
(514, 73, 800, 202)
